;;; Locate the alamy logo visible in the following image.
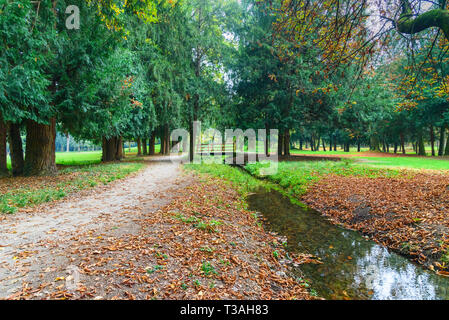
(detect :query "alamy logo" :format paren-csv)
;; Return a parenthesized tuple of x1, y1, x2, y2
(65, 265, 80, 291)
(65, 5, 80, 30)
(170, 121, 279, 175)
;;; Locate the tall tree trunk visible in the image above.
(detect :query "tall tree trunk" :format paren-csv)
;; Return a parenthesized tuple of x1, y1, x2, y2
(278, 132, 284, 156)
(149, 132, 155, 155)
(0, 115, 7, 177)
(315, 134, 320, 151)
(323, 138, 327, 152)
(164, 124, 170, 155)
(24, 119, 57, 176)
(142, 138, 148, 155)
(394, 142, 398, 154)
(430, 125, 436, 156)
(283, 129, 290, 156)
(189, 123, 194, 161)
(445, 128, 449, 155)
(438, 125, 445, 156)
(102, 137, 123, 162)
(137, 138, 142, 156)
(333, 136, 337, 151)
(102, 137, 114, 162)
(161, 132, 165, 155)
(357, 140, 361, 152)
(418, 131, 426, 156)
(370, 135, 380, 151)
(400, 133, 406, 155)
(116, 136, 123, 160)
(265, 123, 270, 156)
(8, 123, 24, 176)
(66, 132, 70, 152)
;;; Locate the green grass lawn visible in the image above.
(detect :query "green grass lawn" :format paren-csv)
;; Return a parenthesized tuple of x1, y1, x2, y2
(245, 160, 404, 198)
(290, 148, 449, 170)
(356, 156, 449, 170)
(6, 144, 162, 168)
(54, 151, 103, 166)
(185, 163, 274, 197)
(290, 148, 370, 155)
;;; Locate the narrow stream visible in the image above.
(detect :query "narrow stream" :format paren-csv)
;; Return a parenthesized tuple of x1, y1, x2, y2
(247, 189, 449, 300)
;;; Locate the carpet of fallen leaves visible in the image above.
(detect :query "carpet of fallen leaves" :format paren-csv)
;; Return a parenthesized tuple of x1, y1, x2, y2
(8, 177, 315, 300)
(302, 171, 449, 274)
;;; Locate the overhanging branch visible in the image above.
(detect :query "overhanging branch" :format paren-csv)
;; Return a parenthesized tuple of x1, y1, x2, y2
(397, 0, 449, 40)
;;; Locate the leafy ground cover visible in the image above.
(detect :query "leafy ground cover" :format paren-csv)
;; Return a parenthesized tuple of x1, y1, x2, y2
(302, 172, 449, 273)
(9, 175, 316, 300)
(0, 162, 144, 214)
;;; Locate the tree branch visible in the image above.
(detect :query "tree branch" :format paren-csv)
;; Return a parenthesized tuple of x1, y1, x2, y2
(397, 0, 449, 40)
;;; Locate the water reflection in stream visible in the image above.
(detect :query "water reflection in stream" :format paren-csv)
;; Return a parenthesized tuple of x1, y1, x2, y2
(247, 190, 449, 300)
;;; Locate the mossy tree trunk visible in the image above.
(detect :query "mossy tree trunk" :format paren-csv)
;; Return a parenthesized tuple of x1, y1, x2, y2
(397, 0, 449, 41)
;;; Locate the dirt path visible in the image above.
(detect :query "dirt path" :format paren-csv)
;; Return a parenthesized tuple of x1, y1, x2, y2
(0, 156, 186, 298)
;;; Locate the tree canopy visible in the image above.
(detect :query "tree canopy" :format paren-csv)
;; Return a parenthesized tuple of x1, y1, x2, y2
(2, 0, 449, 177)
